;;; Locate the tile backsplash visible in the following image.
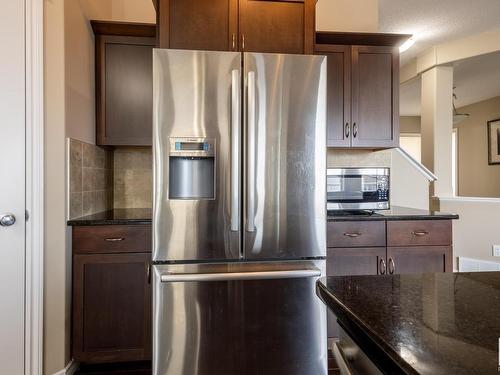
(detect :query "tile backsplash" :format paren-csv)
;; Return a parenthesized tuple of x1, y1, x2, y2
(68, 139, 114, 219)
(113, 148, 153, 209)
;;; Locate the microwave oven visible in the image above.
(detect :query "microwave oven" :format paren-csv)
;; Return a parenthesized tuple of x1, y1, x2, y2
(327, 167, 390, 211)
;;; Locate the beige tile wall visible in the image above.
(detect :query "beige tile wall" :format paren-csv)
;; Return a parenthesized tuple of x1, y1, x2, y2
(113, 148, 153, 208)
(68, 139, 114, 219)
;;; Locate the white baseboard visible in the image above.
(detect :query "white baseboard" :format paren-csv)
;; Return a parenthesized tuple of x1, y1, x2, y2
(53, 359, 78, 375)
(458, 256, 500, 272)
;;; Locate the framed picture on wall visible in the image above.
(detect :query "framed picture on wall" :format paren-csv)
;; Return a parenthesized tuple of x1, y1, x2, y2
(488, 119, 500, 164)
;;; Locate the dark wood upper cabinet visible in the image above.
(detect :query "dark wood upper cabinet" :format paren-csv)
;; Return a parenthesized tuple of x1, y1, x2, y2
(316, 35, 403, 149)
(157, 0, 314, 54)
(239, 0, 314, 54)
(315, 45, 351, 147)
(351, 46, 399, 148)
(92, 21, 156, 146)
(159, 0, 238, 51)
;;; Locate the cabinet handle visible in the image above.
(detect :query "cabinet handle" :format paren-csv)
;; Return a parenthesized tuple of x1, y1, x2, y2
(412, 230, 429, 236)
(242, 34, 245, 50)
(345, 122, 350, 138)
(352, 122, 357, 138)
(104, 237, 125, 242)
(379, 258, 386, 275)
(343, 232, 361, 238)
(388, 257, 395, 274)
(147, 264, 151, 284)
(232, 33, 236, 50)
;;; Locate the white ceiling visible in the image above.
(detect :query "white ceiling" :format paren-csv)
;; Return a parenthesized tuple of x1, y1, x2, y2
(379, 0, 500, 65)
(400, 51, 500, 116)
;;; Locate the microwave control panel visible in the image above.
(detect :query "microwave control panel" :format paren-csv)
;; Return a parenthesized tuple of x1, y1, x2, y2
(377, 176, 389, 200)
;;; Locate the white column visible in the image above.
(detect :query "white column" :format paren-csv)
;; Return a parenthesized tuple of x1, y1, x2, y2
(420, 66, 454, 197)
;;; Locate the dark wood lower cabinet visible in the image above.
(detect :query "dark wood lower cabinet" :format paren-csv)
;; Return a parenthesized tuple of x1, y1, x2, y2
(73, 252, 151, 363)
(326, 219, 454, 339)
(327, 247, 385, 276)
(387, 246, 453, 274)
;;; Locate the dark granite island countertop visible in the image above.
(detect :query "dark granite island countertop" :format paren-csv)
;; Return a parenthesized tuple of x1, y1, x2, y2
(327, 205, 459, 221)
(317, 273, 500, 374)
(67, 208, 152, 226)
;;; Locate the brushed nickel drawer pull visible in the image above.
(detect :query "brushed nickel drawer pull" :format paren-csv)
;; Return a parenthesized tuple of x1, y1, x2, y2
(412, 230, 429, 236)
(344, 232, 361, 238)
(388, 257, 396, 274)
(379, 258, 386, 275)
(105, 237, 125, 242)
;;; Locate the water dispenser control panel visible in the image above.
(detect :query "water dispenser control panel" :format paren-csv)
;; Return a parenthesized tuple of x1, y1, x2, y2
(169, 137, 215, 157)
(168, 137, 216, 200)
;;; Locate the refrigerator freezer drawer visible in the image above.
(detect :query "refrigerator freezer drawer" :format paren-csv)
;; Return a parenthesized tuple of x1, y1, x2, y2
(153, 261, 327, 375)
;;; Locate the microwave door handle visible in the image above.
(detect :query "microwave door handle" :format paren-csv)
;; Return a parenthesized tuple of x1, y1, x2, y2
(160, 268, 321, 282)
(230, 69, 240, 231)
(246, 71, 256, 232)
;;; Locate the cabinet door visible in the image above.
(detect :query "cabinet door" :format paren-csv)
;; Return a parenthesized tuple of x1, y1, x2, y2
(73, 253, 151, 363)
(315, 45, 351, 147)
(326, 247, 385, 338)
(96, 35, 155, 146)
(351, 45, 399, 148)
(158, 0, 238, 51)
(239, 0, 315, 54)
(327, 247, 386, 276)
(387, 246, 453, 275)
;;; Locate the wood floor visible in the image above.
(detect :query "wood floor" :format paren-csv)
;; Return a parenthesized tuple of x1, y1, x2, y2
(75, 353, 340, 374)
(75, 361, 151, 375)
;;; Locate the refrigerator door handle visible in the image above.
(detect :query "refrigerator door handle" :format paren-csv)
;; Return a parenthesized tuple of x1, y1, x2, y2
(231, 69, 240, 231)
(160, 268, 320, 282)
(246, 70, 256, 232)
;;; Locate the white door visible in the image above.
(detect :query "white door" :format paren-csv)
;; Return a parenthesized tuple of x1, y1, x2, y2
(0, 0, 26, 373)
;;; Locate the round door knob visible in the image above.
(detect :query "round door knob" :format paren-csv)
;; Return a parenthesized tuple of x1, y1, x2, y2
(0, 213, 16, 227)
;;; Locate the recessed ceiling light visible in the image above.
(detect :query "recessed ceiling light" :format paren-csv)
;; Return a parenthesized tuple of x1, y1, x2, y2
(399, 36, 416, 53)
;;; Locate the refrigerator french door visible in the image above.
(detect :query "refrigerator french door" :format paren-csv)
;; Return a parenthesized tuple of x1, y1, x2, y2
(152, 49, 327, 375)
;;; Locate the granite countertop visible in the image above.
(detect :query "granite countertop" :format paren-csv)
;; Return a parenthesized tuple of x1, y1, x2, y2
(327, 205, 459, 221)
(67, 208, 152, 226)
(317, 273, 500, 374)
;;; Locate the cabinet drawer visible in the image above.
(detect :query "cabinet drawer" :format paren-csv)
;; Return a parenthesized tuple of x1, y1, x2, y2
(387, 220, 452, 247)
(327, 221, 386, 248)
(73, 225, 151, 254)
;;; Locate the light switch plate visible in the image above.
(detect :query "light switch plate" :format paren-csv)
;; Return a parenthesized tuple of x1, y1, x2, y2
(492, 245, 500, 257)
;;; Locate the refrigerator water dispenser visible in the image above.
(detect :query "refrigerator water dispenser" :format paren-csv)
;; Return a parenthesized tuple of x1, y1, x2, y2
(168, 137, 215, 199)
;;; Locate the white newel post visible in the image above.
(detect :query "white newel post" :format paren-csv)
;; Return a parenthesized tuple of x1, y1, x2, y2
(420, 65, 454, 199)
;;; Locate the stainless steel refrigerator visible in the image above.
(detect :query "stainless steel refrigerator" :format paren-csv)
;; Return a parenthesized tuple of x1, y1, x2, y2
(152, 49, 327, 375)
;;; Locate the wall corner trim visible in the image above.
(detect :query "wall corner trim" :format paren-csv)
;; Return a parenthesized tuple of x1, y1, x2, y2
(52, 360, 78, 375)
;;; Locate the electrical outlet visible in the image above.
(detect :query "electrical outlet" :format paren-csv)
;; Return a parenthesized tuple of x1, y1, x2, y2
(493, 245, 500, 257)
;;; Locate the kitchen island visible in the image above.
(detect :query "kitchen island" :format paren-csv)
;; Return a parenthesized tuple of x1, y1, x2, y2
(317, 273, 500, 374)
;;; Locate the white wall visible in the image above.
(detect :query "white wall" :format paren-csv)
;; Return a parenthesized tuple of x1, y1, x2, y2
(81, 0, 156, 23)
(390, 149, 430, 209)
(455, 96, 500, 198)
(44, 0, 70, 373)
(316, 0, 378, 32)
(44, 0, 97, 373)
(439, 197, 500, 269)
(65, 0, 95, 143)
